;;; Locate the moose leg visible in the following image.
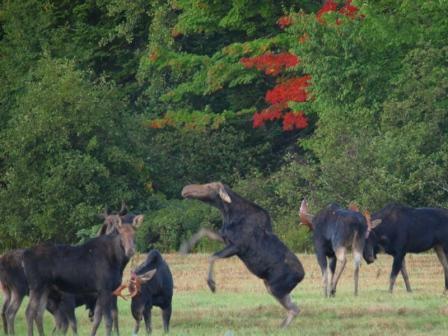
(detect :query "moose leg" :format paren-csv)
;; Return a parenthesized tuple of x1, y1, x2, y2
(315, 247, 329, 297)
(179, 228, 224, 254)
(102, 296, 113, 336)
(1, 286, 10, 334)
(434, 245, 448, 293)
(111, 297, 119, 335)
(131, 303, 144, 336)
(400, 258, 412, 293)
(7, 289, 24, 335)
(52, 311, 69, 336)
(207, 244, 239, 292)
(276, 294, 299, 328)
(90, 298, 103, 336)
(67, 308, 77, 336)
(161, 305, 171, 333)
(143, 306, 152, 335)
(26, 290, 39, 336)
(353, 251, 362, 296)
(330, 247, 347, 297)
(389, 253, 405, 293)
(35, 289, 49, 336)
(352, 233, 364, 296)
(328, 256, 337, 294)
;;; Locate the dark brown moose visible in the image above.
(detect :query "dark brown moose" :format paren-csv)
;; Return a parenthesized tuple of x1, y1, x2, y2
(181, 182, 305, 328)
(22, 214, 143, 336)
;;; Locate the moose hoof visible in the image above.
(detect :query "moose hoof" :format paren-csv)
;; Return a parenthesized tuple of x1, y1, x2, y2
(280, 308, 299, 328)
(207, 278, 216, 293)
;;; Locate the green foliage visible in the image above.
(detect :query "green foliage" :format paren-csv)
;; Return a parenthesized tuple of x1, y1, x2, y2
(144, 121, 285, 198)
(136, 199, 221, 252)
(0, 58, 150, 248)
(288, 0, 448, 210)
(1, 0, 448, 253)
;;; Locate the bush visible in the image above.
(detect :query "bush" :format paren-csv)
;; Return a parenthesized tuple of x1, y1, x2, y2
(136, 199, 221, 252)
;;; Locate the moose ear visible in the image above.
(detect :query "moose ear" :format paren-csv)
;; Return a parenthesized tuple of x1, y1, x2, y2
(138, 269, 157, 283)
(132, 215, 145, 229)
(97, 223, 108, 236)
(98, 216, 120, 236)
(218, 186, 231, 203)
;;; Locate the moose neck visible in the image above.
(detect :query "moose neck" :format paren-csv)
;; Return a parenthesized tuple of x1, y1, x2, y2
(216, 189, 259, 225)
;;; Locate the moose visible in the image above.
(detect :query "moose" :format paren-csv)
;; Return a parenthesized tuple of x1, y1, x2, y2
(299, 199, 368, 297)
(114, 250, 173, 334)
(181, 182, 305, 327)
(0, 248, 95, 335)
(0, 206, 130, 336)
(22, 213, 144, 336)
(363, 204, 448, 293)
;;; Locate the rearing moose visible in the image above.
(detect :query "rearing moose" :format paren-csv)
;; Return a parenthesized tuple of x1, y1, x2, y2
(181, 182, 305, 327)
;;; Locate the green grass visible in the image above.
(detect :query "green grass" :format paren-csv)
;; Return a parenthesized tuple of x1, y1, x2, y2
(3, 254, 448, 335)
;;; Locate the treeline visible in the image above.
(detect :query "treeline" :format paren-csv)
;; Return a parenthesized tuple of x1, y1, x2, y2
(0, 0, 446, 252)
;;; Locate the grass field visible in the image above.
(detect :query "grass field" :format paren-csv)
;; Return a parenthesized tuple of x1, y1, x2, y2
(3, 253, 448, 335)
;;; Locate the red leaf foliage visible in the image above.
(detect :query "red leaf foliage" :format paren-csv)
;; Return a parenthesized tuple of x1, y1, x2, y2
(282, 111, 309, 131)
(265, 75, 311, 105)
(240, 53, 299, 76)
(317, 0, 359, 23)
(277, 16, 293, 29)
(316, 0, 338, 21)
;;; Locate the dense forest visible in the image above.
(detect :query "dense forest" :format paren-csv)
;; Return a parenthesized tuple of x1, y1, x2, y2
(0, 0, 447, 252)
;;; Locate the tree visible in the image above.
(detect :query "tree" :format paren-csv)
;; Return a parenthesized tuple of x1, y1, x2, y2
(289, 0, 448, 208)
(0, 58, 150, 248)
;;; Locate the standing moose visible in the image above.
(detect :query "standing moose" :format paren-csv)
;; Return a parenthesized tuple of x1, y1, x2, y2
(181, 182, 305, 327)
(300, 199, 368, 297)
(363, 204, 448, 293)
(22, 213, 144, 336)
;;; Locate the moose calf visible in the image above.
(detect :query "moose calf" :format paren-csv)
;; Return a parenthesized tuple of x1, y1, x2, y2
(115, 250, 173, 334)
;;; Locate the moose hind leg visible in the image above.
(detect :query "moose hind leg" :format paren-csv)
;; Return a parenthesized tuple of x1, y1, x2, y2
(6, 289, 24, 335)
(26, 289, 45, 336)
(276, 294, 299, 328)
(143, 306, 152, 335)
(161, 305, 171, 333)
(315, 249, 329, 297)
(35, 289, 49, 336)
(434, 245, 448, 293)
(330, 247, 347, 297)
(1, 287, 10, 334)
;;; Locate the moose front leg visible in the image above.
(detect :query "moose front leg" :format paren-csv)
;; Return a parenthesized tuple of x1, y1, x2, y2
(389, 253, 405, 293)
(180, 228, 224, 254)
(400, 258, 412, 293)
(207, 244, 239, 292)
